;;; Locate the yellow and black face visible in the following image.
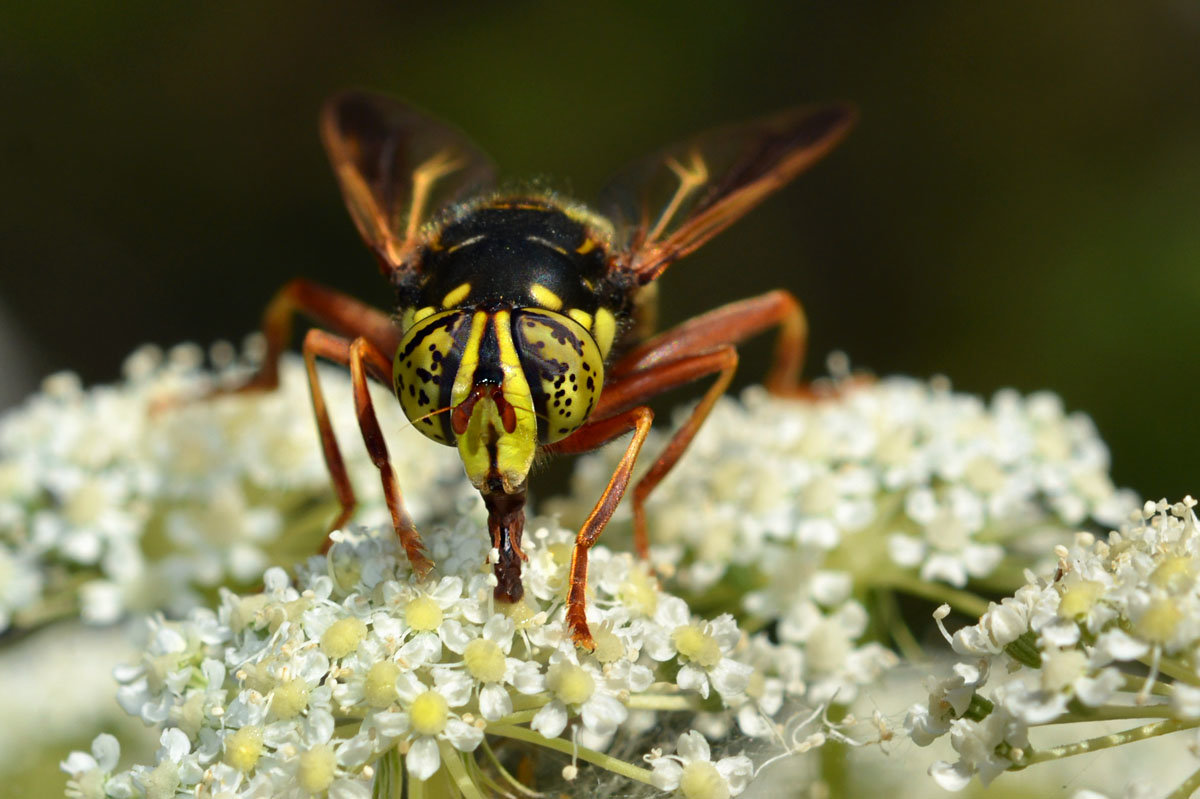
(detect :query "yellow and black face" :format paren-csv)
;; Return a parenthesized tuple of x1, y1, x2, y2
(391, 197, 619, 495)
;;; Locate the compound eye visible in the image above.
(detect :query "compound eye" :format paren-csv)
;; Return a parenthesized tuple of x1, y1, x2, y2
(512, 310, 605, 444)
(393, 310, 472, 445)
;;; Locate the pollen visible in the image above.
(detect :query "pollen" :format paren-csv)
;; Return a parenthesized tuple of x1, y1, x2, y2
(297, 744, 337, 793)
(672, 624, 721, 669)
(270, 677, 310, 719)
(1151, 555, 1197, 593)
(405, 595, 444, 631)
(364, 661, 401, 708)
(546, 661, 595, 705)
(1057, 579, 1106, 619)
(590, 625, 625, 664)
(463, 638, 507, 683)
(679, 760, 730, 799)
(1136, 598, 1183, 646)
(410, 690, 450, 736)
(619, 569, 659, 616)
(224, 725, 264, 772)
(320, 617, 367, 659)
(143, 759, 180, 799)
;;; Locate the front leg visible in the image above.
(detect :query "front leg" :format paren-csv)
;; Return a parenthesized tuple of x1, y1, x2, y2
(610, 288, 807, 394)
(547, 407, 655, 649)
(347, 336, 433, 575)
(236, 278, 401, 392)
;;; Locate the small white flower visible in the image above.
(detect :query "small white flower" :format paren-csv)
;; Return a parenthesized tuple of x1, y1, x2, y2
(647, 730, 753, 798)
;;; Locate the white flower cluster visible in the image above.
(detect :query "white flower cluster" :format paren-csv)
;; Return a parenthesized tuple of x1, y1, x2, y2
(0, 342, 473, 632)
(906, 497, 1200, 792)
(64, 522, 764, 799)
(549, 377, 1135, 715)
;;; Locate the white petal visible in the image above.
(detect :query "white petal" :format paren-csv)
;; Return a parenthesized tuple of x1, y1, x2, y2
(329, 778, 372, 799)
(92, 733, 121, 771)
(676, 729, 711, 762)
(158, 727, 190, 761)
(479, 684, 512, 721)
(60, 751, 99, 776)
(710, 658, 753, 698)
(929, 759, 973, 791)
(531, 701, 568, 739)
(677, 664, 710, 698)
(650, 758, 682, 791)
(406, 736, 442, 781)
(580, 694, 627, 736)
(443, 719, 484, 752)
(439, 619, 473, 653)
(511, 661, 544, 695)
(717, 754, 754, 795)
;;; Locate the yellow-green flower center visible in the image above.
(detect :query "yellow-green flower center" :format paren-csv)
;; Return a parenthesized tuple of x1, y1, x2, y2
(680, 760, 729, 799)
(463, 638, 507, 683)
(320, 617, 367, 659)
(1137, 598, 1183, 646)
(410, 690, 449, 736)
(1151, 555, 1197, 593)
(271, 677, 309, 719)
(364, 661, 401, 708)
(297, 745, 337, 793)
(406, 595, 443, 632)
(546, 661, 595, 705)
(591, 626, 625, 664)
(619, 570, 658, 616)
(1058, 579, 1105, 619)
(672, 624, 721, 668)
(224, 725, 264, 772)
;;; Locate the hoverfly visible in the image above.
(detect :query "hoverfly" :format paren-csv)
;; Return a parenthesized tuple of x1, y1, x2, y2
(240, 91, 854, 648)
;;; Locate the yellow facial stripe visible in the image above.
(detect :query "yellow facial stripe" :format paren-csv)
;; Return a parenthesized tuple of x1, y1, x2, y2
(529, 283, 563, 311)
(441, 283, 471, 308)
(575, 238, 596, 255)
(413, 306, 436, 324)
(450, 311, 490, 409)
(568, 308, 593, 330)
(491, 309, 538, 487)
(593, 307, 617, 359)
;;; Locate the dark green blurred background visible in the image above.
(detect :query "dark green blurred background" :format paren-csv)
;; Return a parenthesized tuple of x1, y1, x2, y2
(2, 2, 1198, 501)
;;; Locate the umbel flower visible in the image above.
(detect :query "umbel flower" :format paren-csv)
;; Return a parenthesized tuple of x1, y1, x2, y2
(0, 341, 472, 632)
(63, 523, 764, 799)
(12, 341, 1172, 797)
(906, 497, 1200, 796)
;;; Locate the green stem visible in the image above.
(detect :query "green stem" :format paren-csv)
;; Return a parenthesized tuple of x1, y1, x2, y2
(875, 589, 926, 662)
(1042, 703, 1175, 724)
(1120, 673, 1173, 698)
(490, 708, 541, 726)
(438, 741, 486, 799)
(1166, 764, 1200, 799)
(1151, 654, 1200, 688)
(479, 739, 543, 798)
(625, 693, 698, 711)
(487, 724, 656, 786)
(1010, 718, 1199, 768)
(876, 573, 991, 618)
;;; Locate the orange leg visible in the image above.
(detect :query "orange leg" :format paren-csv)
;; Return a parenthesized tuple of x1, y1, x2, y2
(302, 330, 430, 573)
(610, 288, 807, 394)
(239, 278, 400, 391)
(549, 407, 654, 649)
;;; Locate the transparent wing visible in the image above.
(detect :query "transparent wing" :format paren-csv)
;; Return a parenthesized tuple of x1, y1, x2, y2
(320, 91, 497, 273)
(598, 104, 856, 283)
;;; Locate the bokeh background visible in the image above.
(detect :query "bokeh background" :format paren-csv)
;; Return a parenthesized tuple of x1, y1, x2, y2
(3, 2, 1199, 505)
